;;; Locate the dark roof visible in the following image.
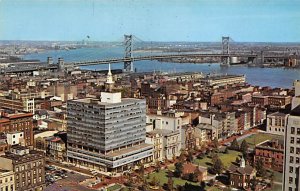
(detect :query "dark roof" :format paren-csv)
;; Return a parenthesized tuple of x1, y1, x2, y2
(290, 105, 300, 116)
(228, 164, 254, 175)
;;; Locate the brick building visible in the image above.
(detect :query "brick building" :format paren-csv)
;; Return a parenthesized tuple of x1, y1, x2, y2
(254, 139, 284, 172)
(0, 146, 46, 191)
(0, 110, 34, 146)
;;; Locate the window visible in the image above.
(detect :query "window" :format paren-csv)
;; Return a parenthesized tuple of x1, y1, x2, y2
(289, 177, 293, 184)
(296, 157, 300, 164)
(297, 138, 300, 144)
(298, 128, 300, 135)
(290, 147, 294, 154)
(291, 127, 295, 134)
(289, 166, 293, 173)
(291, 137, 295, 144)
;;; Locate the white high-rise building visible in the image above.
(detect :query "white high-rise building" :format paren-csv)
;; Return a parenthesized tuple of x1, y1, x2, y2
(283, 80, 300, 191)
(67, 91, 153, 172)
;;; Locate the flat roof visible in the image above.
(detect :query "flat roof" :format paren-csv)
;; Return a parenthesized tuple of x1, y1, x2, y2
(70, 97, 143, 106)
(268, 112, 287, 117)
(106, 143, 152, 158)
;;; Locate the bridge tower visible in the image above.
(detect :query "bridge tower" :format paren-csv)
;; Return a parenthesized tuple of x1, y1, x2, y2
(58, 58, 65, 71)
(221, 36, 230, 66)
(261, 51, 264, 64)
(124, 34, 133, 72)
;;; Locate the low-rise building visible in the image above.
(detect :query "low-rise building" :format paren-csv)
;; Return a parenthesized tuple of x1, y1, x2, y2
(0, 146, 45, 191)
(182, 163, 207, 182)
(254, 139, 284, 172)
(45, 136, 66, 161)
(266, 112, 287, 135)
(228, 157, 256, 190)
(146, 129, 181, 161)
(0, 168, 15, 191)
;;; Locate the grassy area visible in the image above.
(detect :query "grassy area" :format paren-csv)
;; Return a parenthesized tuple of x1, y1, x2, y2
(266, 184, 282, 191)
(272, 171, 283, 183)
(194, 150, 241, 168)
(147, 169, 198, 186)
(238, 133, 283, 148)
(107, 184, 122, 191)
(206, 186, 222, 191)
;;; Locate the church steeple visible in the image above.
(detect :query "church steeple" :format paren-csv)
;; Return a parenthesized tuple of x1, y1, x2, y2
(240, 156, 246, 168)
(105, 63, 114, 92)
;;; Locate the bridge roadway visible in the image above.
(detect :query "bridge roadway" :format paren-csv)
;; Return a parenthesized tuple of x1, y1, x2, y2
(66, 53, 259, 67)
(66, 52, 294, 67)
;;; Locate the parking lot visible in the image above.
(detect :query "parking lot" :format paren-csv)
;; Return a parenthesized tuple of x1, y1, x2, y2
(45, 165, 95, 191)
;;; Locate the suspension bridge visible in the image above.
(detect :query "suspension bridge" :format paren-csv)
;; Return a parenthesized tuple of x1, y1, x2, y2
(1, 35, 298, 75)
(56, 35, 297, 72)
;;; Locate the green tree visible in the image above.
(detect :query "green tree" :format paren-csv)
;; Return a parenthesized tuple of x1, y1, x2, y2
(193, 168, 201, 182)
(212, 155, 224, 174)
(200, 181, 206, 190)
(155, 161, 161, 172)
(230, 138, 240, 151)
(270, 171, 275, 188)
(150, 176, 159, 187)
(240, 140, 249, 154)
(174, 162, 183, 177)
(250, 176, 258, 191)
(255, 158, 266, 177)
(224, 146, 229, 154)
(187, 151, 194, 162)
(167, 176, 174, 191)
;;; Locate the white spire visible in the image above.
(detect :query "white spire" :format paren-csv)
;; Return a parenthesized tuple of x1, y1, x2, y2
(106, 63, 114, 84)
(240, 156, 245, 168)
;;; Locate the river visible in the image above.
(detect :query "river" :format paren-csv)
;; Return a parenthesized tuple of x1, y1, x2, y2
(23, 47, 300, 88)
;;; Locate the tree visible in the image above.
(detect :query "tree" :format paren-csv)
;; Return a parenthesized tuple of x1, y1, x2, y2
(212, 138, 219, 150)
(240, 140, 249, 154)
(211, 155, 224, 174)
(174, 162, 183, 177)
(250, 176, 258, 191)
(230, 138, 240, 151)
(211, 152, 218, 164)
(270, 171, 275, 188)
(193, 168, 201, 182)
(155, 161, 161, 172)
(150, 176, 159, 187)
(200, 181, 206, 190)
(255, 158, 266, 177)
(224, 147, 229, 154)
(187, 151, 194, 162)
(167, 176, 174, 191)
(188, 173, 196, 182)
(178, 150, 186, 162)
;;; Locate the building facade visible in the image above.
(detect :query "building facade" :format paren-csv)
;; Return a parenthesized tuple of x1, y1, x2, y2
(0, 146, 45, 191)
(0, 169, 15, 191)
(254, 139, 284, 172)
(0, 110, 34, 146)
(266, 112, 287, 135)
(67, 92, 153, 172)
(283, 80, 300, 191)
(283, 106, 300, 191)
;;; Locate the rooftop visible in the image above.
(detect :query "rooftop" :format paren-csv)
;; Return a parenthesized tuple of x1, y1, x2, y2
(106, 143, 152, 158)
(268, 112, 287, 117)
(291, 105, 300, 116)
(1, 149, 44, 163)
(70, 97, 142, 106)
(148, 129, 179, 136)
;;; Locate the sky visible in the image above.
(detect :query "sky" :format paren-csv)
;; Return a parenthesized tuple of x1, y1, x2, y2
(0, 0, 299, 42)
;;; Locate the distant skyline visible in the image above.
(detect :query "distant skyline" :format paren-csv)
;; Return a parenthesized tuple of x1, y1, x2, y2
(0, 0, 299, 42)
